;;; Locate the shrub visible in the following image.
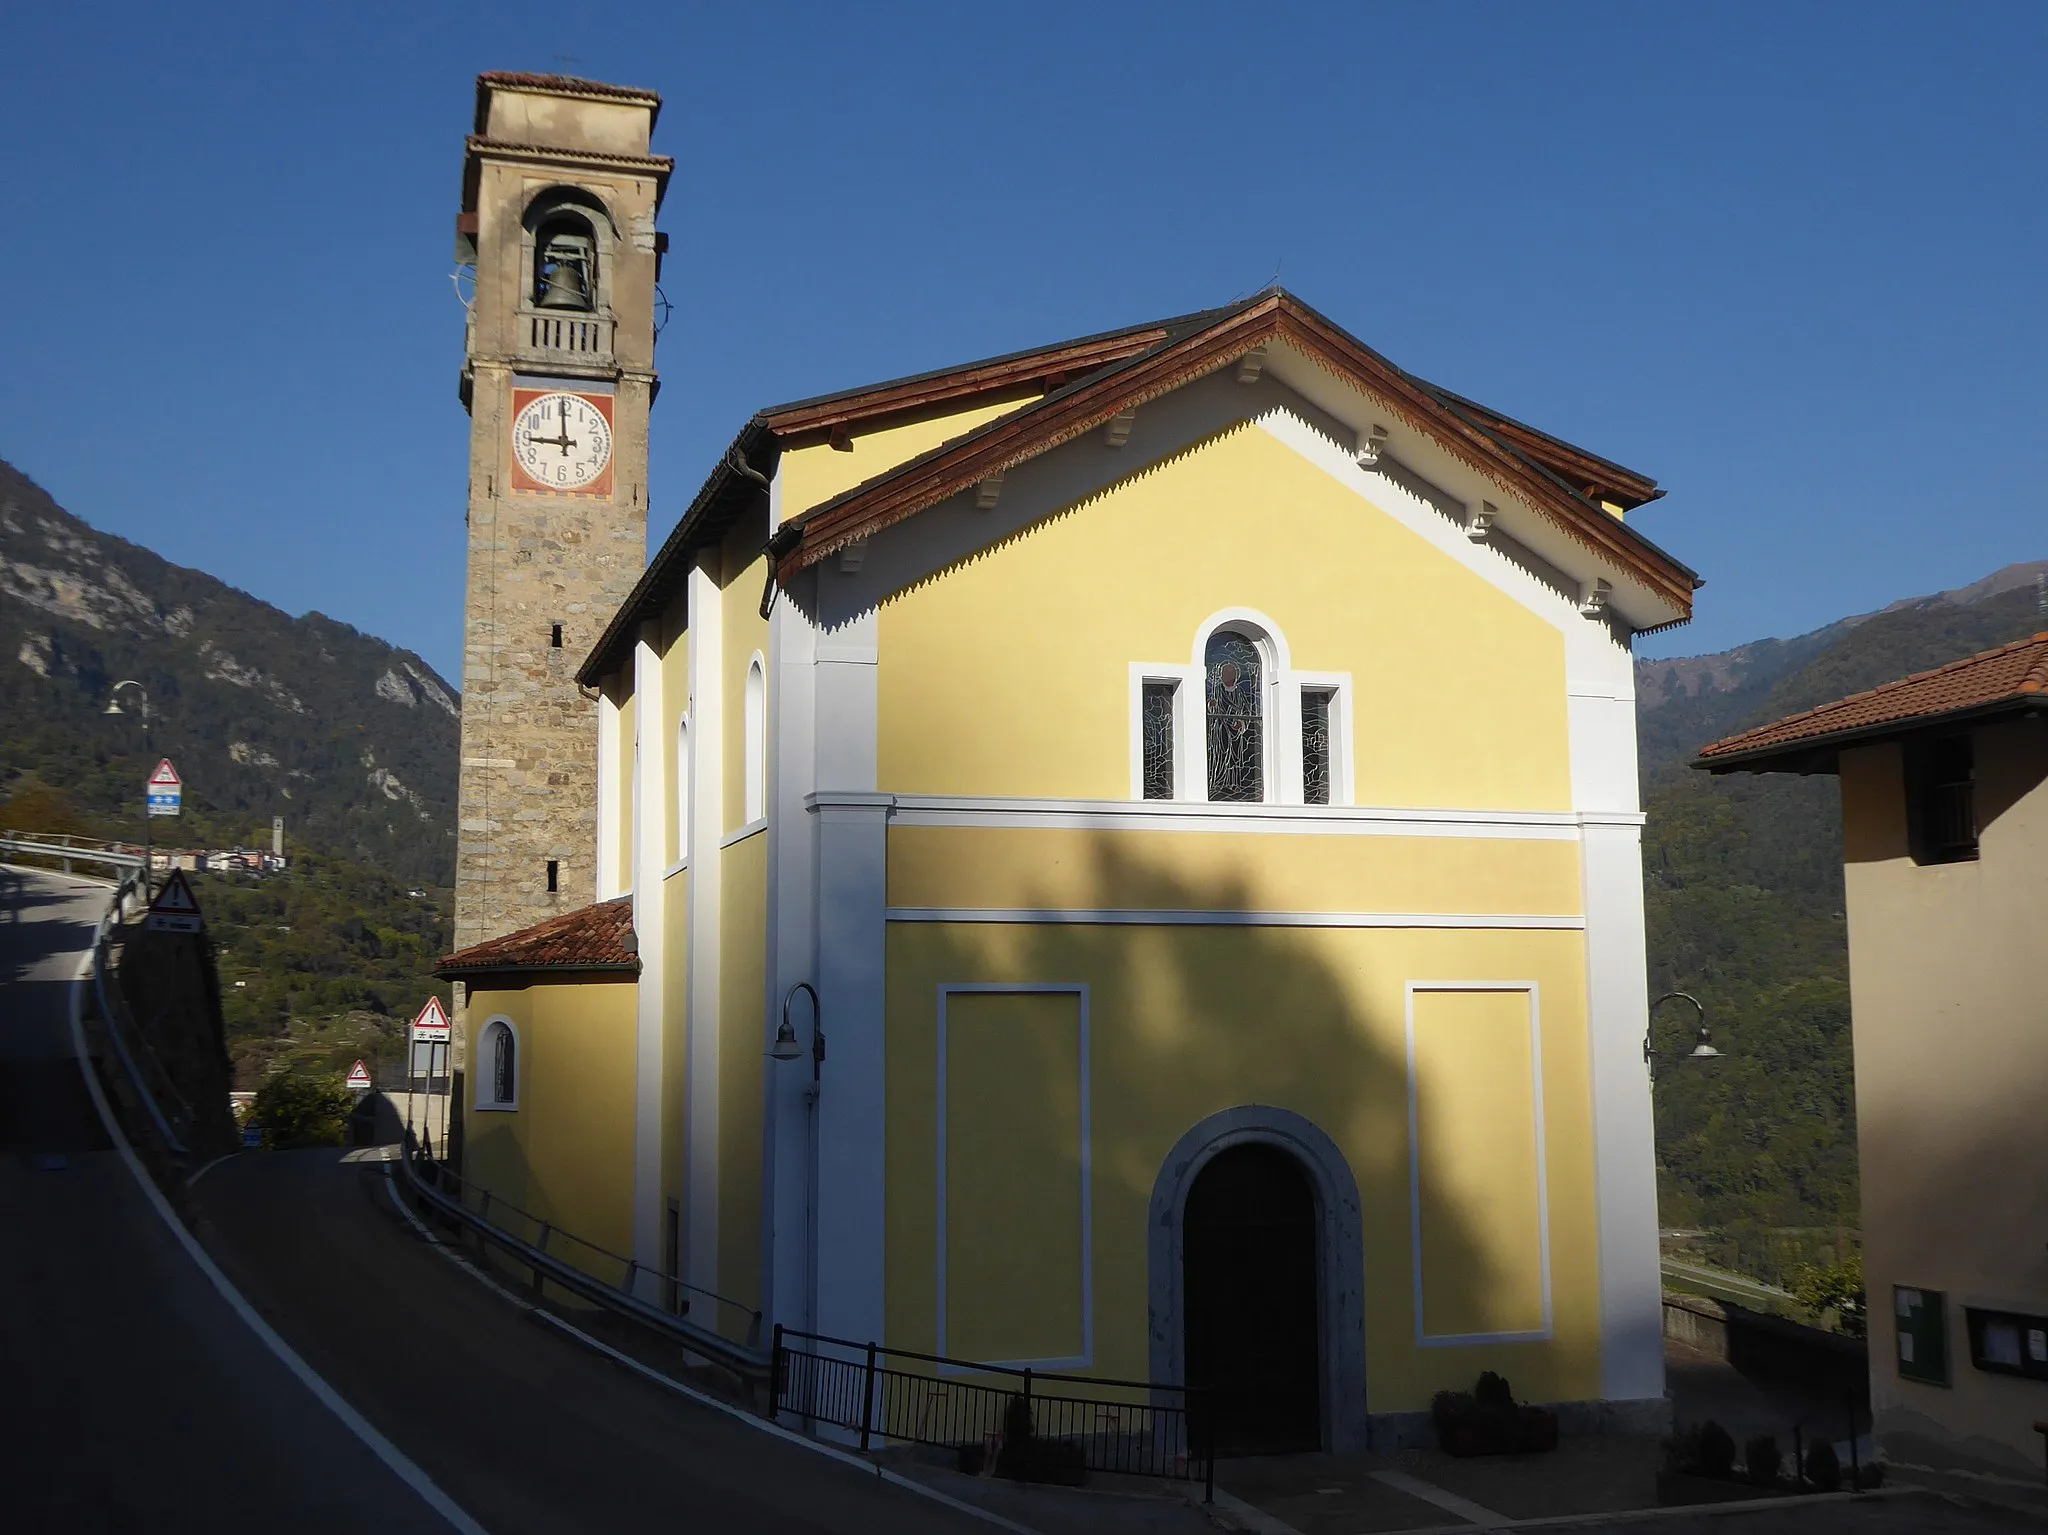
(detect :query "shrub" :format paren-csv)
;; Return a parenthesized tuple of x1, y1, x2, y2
(1803, 1440, 1842, 1492)
(250, 1071, 353, 1149)
(1696, 1420, 1737, 1479)
(1434, 1373, 1557, 1457)
(1744, 1434, 1782, 1485)
(1661, 1424, 1700, 1473)
(1793, 1255, 1866, 1339)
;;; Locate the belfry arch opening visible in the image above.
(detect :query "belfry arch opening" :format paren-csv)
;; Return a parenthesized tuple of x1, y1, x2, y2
(1182, 1142, 1322, 1454)
(521, 188, 614, 313)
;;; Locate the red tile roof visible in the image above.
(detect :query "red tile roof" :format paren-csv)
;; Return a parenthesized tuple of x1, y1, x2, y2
(1696, 631, 2048, 771)
(437, 898, 639, 978)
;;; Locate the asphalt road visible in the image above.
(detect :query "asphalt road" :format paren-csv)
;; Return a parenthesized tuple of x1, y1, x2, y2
(1, 866, 993, 1534)
(0, 867, 454, 1534)
(193, 1143, 1002, 1534)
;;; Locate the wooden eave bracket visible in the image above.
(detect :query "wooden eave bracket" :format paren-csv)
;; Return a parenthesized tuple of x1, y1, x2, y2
(1103, 408, 1138, 448)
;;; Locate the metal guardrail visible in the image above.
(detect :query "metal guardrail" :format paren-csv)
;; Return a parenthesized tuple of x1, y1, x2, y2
(1, 833, 145, 873)
(395, 1134, 771, 1383)
(84, 870, 191, 1157)
(772, 1326, 1215, 1496)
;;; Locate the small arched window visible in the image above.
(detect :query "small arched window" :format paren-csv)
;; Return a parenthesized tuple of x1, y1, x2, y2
(744, 655, 766, 823)
(1205, 630, 1264, 802)
(533, 213, 597, 311)
(481, 1018, 518, 1109)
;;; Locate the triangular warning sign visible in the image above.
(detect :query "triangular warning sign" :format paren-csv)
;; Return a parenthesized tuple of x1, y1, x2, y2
(411, 996, 452, 1038)
(346, 1060, 372, 1088)
(147, 758, 182, 787)
(148, 869, 202, 914)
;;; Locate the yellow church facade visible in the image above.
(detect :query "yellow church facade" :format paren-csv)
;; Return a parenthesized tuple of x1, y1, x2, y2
(441, 290, 1698, 1450)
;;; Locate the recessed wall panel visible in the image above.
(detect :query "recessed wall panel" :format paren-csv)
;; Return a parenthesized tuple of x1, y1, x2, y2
(940, 988, 1089, 1365)
(1409, 985, 1550, 1342)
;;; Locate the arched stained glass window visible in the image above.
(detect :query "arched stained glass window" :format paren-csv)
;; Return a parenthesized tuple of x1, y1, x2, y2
(486, 1021, 517, 1106)
(1205, 630, 1264, 802)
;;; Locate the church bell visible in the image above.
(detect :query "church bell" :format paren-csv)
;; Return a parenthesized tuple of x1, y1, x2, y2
(535, 234, 594, 309)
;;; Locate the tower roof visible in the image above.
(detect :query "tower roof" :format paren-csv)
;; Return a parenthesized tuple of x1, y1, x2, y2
(473, 71, 663, 133)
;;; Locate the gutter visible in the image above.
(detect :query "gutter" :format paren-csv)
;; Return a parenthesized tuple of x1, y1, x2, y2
(577, 419, 779, 686)
(435, 963, 642, 983)
(1693, 694, 2048, 775)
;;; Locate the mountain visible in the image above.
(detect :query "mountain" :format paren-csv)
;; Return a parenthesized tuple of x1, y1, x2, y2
(1636, 561, 2047, 1281)
(0, 460, 459, 887)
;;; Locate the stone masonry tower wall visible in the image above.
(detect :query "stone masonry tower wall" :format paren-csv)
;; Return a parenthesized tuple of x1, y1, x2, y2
(454, 73, 668, 960)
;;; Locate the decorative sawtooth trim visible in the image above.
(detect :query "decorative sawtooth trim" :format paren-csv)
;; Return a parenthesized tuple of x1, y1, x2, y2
(777, 296, 1696, 614)
(785, 306, 1292, 571)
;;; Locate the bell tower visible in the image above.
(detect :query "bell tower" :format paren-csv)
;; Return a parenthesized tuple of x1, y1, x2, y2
(453, 73, 669, 958)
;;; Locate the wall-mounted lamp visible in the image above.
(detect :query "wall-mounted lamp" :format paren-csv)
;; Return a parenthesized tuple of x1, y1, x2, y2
(1355, 424, 1389, 467)
(1645, 990, 1722, 1080)
(770, 980, 824, 1086)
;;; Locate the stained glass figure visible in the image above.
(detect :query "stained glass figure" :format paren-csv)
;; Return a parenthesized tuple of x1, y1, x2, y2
(1142, 681, 1177, 800)
(492, 1023, 516, 1104)
(1205, 631, 1264, 802)
(1302, 689, 1333, 806)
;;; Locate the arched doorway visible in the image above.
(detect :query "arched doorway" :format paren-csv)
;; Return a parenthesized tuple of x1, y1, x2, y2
(1182, 1143, 1321, 1454)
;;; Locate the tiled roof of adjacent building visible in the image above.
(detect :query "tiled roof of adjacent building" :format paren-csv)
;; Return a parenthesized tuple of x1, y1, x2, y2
(1695, 631, 2048, 772)
(437, 897, 639, 977)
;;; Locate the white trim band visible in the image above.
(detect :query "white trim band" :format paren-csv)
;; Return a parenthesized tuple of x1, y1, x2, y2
(819, 790, 1643, 840)
(719, 818, 768, 849)
(886, 907, 1587, 930)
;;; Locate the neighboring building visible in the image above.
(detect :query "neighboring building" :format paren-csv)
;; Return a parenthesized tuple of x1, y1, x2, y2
(1697, 632, 2048, 1482)
(451, 72, 669, 960)
(441, 284, 1700, 1451)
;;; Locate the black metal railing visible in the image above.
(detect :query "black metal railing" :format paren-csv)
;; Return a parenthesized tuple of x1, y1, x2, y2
(770, 1326, 1213, 1499)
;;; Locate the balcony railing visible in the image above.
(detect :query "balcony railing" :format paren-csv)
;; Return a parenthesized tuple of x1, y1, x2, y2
(523, 311, 612, 358)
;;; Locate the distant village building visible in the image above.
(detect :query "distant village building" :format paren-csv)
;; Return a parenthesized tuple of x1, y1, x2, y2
(438, 76, 1701, 1451)
(1698, 631, 2048, 1483)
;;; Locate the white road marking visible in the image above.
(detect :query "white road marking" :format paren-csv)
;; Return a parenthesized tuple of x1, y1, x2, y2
(1208, 1486, 1310, 1533)
(379, 1160, 1044, 1535)
(1370, 1467, 1507, 1526)
(66, 930, 492, 1535)
(185, 1150, 241, 1187)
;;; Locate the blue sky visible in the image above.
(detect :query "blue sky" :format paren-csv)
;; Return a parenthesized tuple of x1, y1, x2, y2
(5, 2, 2044, 683)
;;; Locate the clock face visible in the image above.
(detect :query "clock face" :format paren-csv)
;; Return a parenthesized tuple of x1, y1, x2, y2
(511, 390, 614, 493)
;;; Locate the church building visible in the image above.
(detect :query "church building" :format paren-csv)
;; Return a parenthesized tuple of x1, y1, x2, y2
(439, 73, 1701, 1452)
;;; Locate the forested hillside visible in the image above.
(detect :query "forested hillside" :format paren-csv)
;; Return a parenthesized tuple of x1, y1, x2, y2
(0, 461, 459, 886)
(1638, 563, 2046, 1280)
(0, 461, 460, 1085)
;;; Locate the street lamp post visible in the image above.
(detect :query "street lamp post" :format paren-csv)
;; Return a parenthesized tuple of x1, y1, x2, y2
(769, 981, 824, 1338)
(104, 680, 152, 899)
(1645, 990, 1723, 1080)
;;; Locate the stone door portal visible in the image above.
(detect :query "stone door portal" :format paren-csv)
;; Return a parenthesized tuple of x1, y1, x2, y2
(1182, 1142, 1322, 1454)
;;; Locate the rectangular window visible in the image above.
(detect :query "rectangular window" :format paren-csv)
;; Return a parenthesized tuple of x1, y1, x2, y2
(1141, 681, 1177, 800)
(1907, 736, 1976, 863)
(550, 622, 564, 649)
(1895, 1285, 1949, 1385)
(1302, 688, 1334, 806)
(1966, 1307, 2048, 1380)
(545, 859, 559, 893)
